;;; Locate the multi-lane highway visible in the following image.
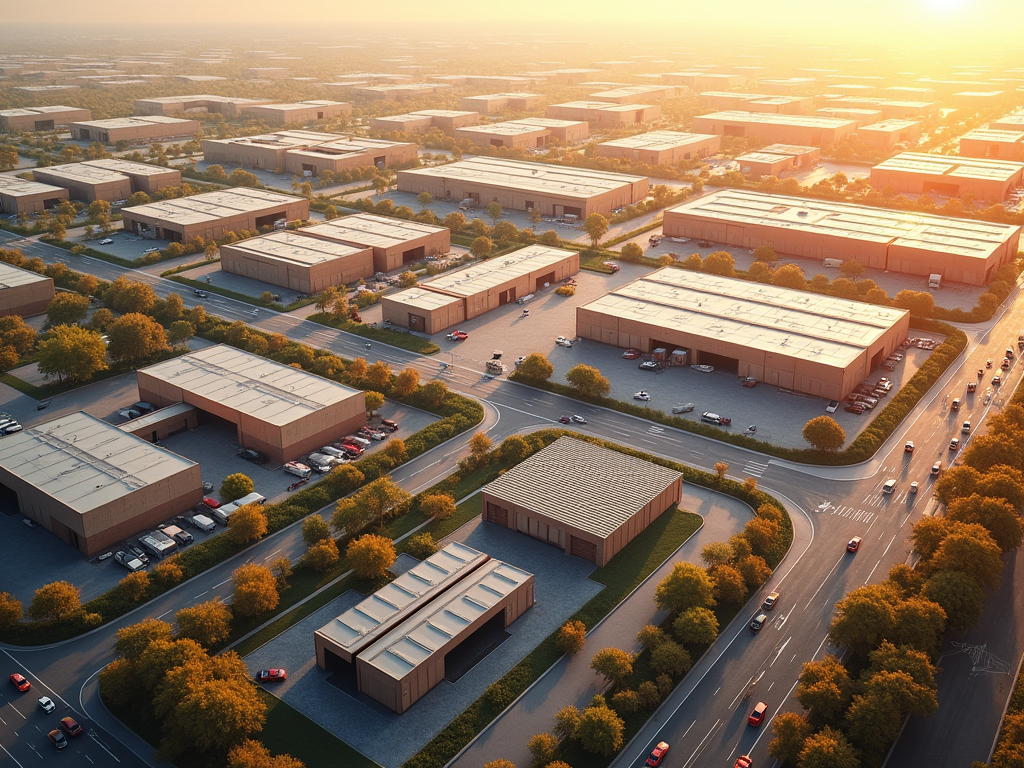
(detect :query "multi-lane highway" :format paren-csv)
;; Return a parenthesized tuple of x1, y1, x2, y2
(2, 229, 1023, 768)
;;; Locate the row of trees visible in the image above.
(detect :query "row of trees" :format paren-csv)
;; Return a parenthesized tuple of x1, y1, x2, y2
(770, 402, 1024, 766)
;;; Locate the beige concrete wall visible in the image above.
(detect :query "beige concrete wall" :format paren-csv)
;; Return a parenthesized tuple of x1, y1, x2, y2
(857, 123, 922, 151)
(245, 103, 352, 125)
(0, 276, 55, 318)
(1, 108, 90, 132)
(0, 188, 68, 216)
(691, 116, 856, 148)
(121, 198, 309, 243)
(71, 119, 200, 144)
(869, 165, 1020, 202)
(32, 170, 131, 204)
(596, 136, 720, 165)
(454, 126, 549, 150)
(220, 243, 374, 293)
(202, 139, 290, 171)
(960, 136, 1024, 161)
(380, 295, 466, 334)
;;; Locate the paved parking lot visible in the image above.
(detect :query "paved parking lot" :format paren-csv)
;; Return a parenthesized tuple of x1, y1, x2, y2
(244, 514, 603, 768)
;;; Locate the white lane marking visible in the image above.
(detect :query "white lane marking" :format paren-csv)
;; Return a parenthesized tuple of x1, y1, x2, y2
(156, 608, 174, 620)
(770, 637, 791, 667)
(683, 719, 721, 768)
(804, 552, 847, 609)
(0, 743, 25, 767)
(7, 702, 25, 720)
(865, 560, 881, 585)
(192, 591, 208, 599)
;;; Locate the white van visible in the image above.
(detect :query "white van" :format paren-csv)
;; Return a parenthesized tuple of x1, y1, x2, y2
(191, 514, 216, 532)
(233, 492, 266, 507)
(284, 461, 312, 479)
(882, 479, 897, 494)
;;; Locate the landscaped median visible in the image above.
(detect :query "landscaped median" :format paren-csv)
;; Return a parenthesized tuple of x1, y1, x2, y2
(510, 318, 967, 466)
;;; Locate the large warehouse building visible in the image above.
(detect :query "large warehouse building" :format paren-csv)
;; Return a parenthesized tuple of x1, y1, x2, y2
(959, 128, 1024, 161)
(314, 541, 534, 715)
(382, 244, 579, 333)
(0, 411, 202, 555)
(0, 105, 91, 132)
(136, 344, 365, 464)
(855, 119, 923, 151)
(33, 159, 181, 203)
(482, 436, 683, 566)
(663, 189, 1022, 286)
(576, 268, 911, 400)
(454, 118, 589, 149)
(396, 157, 649, 218)
(690, 111, 858, 148)
(239, 100, 351, 125)
(70, 115, 200, 145)
(371, 110, 480, 133)
(298, 214, 450, 273)
(0, 175, 68, 216)
(458, 93, 542, 114)
(0, 261, 55, 317)
(133, 95, 273, 118)
(869, 152, 1024, 202)
(545, 101, 661, 128)
(201, 130, 417, 175)
(736, 144, 820, 179)
(219, 231, 374, 293)
(595, 131, 720, 165)
(120, 188, 308, 243)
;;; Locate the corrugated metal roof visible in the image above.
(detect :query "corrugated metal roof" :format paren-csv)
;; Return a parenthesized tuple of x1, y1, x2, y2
(137, 344, 361, 426)
(122, 188, 302, 225)
(483, 436, 682, 538)
(224, 230, 367, 267)
(0, 175, 66, 199)
(0, 260, 53, 289)
(360, 558, 532, 680)
(302, 213, 446, 250)
(316, 542, 487, 654)
(383, 286, 463, 311)
(0, 411, 197, 514)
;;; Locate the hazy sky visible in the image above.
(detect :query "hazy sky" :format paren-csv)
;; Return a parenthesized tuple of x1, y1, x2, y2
(4, 0, 1024, 50)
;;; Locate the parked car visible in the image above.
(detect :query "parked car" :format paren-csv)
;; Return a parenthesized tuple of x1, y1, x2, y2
(98, 238, 114, 245)
(10, 673, 30, 692)
(380, 419, 399, 432)
(603, 262, 621, 273)
(238, 448, 267, 464)
(847, 536, 862, 553)
(621, 348, 642, 359)
(672, 403, 695, 414)
(748, 702, 768, 727)
(114, 551, 146, 572)
(556, 336, 574, 347)
(446, 330, 468, 341)
(826, 400, 839, 413)
(734, 757, 752, 768)
(255, 669, 287, 683)
(60, 717, 83, 737)
(38, 696, 55, 713)
(639, 360, 661, 371)
(202, 497, 221, 509)
(645, 741, 670, 766)
(633, 391, 651, 401)
(126, 544, 150, 565)
(48, 730, 67, 750)
(844, 403, 866, 414)
(994, 374, 1002, 386)
(967, 381, 978, 392)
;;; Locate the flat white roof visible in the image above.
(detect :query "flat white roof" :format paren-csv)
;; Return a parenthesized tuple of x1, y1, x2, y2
(138, 344, 361, 426)
(399, 157, 645, 201)
(0, 260, 54, 288)
(0, 105, 84, 117)
(359, 558, 532, 681)
(872, 152, 1024, 182)
(70, 115, 196, 129)
(484, 436, 682, 538)
(35, 159, 174, 185)
(384, 286, 463, 311)
(122, 188, 302, 225)
(0, 174, 66, 198)
(857, 119, 922, 133)
(696, 111, 857, 129)
(553, 101, 656, 113)
(422, 244, 577, 298)
(598, 130, 718, 151)
(225, 231, 367, 267)
(961, 128, 1024, 144)
(0, 411, 196, 514)
(83, 158, 178, 177)
(316, 542, 487, 655)
(582, 267, 910, 369)
(301, 213, 446, 249)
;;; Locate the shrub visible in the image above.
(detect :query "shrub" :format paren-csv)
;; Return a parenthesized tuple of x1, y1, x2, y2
(556, 620, 587, 655)
(405, 532, 438, 560)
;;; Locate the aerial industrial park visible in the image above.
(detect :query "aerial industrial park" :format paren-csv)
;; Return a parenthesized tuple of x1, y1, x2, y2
(1, 5, 1023, 768)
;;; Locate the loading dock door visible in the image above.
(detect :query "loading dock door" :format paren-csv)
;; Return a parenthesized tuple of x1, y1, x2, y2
(570, 536, 597, 563)
(408, 314, 425, 332)
(497, 287, 517, 306)
(403, 246, 425, 265)
(535, 271, 555, 291)
(486, 502, 508, 526)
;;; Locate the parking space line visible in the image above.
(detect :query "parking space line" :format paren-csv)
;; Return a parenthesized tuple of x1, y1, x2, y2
(0, 743, 24, 767)
(7, 702, 25, 720)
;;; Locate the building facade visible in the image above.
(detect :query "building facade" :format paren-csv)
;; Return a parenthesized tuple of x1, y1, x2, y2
(595, 131, 720, 165)
(70, 115, 200, 145)
(219, 231, 374, 293)
(0, 106, 91, 132)
(691, 111, 858, 148)
(0, 262, 55, 317)
(869, 152, 1024, 201)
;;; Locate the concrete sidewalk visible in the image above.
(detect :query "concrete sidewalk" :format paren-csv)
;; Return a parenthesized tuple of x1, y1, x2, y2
(449, 485, 752, 768)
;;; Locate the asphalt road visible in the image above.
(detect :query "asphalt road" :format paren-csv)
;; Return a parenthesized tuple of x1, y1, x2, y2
(3, 229, 1024, 768)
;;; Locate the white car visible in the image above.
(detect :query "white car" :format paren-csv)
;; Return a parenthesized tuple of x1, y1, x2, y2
(556, 336, 574, 347)
(142, 246, 160, 254)
(571, 414, 587, 424)
(98, 238, 114, 245)
(826, 400, 839, 413)
(633, 391, 651, 401)
(38, 696, 56, 713)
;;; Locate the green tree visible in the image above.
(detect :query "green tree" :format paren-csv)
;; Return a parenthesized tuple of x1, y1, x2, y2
(802, 416, 846, 451)
(770, 263, 806, 289)
(302, 515, 331, 547)
(492, 220, 519, 241)
(228, 504, 268, 545)
(105, 313, 170, 366)
(228, 169, 260, 188)
(499, 434, 531, 464)
(420, 493, 456, 520)
(796, 654, 853, 727)
(565, 363, 611, 398)
(769, 712, 812, 765)
(471, 236, 493, 257)
(922, 570, 986, 631)
(37, 324, 107, 383)
(620, 242, 644, 262)
(651, 640, 692, 677)
(270, 557, 292, 592)
(232, 564, 279, 617)
(486, 201, 503, 224)
(168, 320, 195, 346)
(527, 733, 559, 768)
(590, 647, 634, 684)
(0, 592, 22, 633)
(28, 581, 81, 621)
(839, 260, 864, 279)
(946, 493, 1023, 553)
(556, 620, 587, 655)
(583, 213, 609, 247)
(88, 199, 112, 220)
(365, 360, 391, 389)
(306, 538, 340, 572)
(637, 624, 668, 651)
(701, 541, 734, 568)
(331, 477, 410, 533)
(406, 532, 437, 560)
(416, 191, 434, 209)
(392, 367, 419, 397)
(45, 292, 89, 327)
(516, 352, 554, 381)
(0, 145, 18, 171)
(577, 704, 624, 756)
(105, 276, 157, 314)
(798, 725, 859, 768)
(220, 473, 255, 502)
(655, 561, 716, 613)
(347, 534, 396, 579)
(398, 270, 418, 289)
(364, 390, 386, 416)
(175, 600, 232, 648)
(673, 606, 719, 645)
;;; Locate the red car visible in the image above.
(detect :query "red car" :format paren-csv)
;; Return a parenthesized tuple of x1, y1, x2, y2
(748, 701, 768, 726)
(59, 717, 83, 737)
(202, 497, 221, 509)
(645, 741, 670, 766)
(447, 330, 468, 341)
(10, 673, 30, 692)
(735, 757, 752, 768)
(621, 348, 642, 360)
(255, 668, 287, 683)
(847, 536, 862, 553)
(603, 262, 621, 273)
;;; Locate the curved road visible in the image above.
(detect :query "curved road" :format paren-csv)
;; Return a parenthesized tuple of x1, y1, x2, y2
(3, 230, 1023, 768)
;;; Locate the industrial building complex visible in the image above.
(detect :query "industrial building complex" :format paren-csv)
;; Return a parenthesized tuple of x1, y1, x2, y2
(546, 101, 661, 127)
(855, 119, 923, 151)
(0, 411, 202, 555)
(371, 110, 480, 133)
(315, 541, 534, 714)
(201, 130, 417, 175)
(69, 115, 200, 144)
(482, 436, 683, 565)
(869, 152, 1024, 201)
(959, 128, 1024, 161)
(0, 261, 55, 318)
(663, 189, 1022, 286)
(690, 111, 858, 148)
(576, 268, 912, 400)
(736, 144, 820, 179)
(32, 159, 181, 203)
(453, 118, 589, 148)
(238, 100, 351, 125)
(396, 156, 648, 218)
(219, 231, 374, 293)
(458, 93, 543, 114)
(120, 188, 308, 243)
(134, 95, 273, 118)
(382, 244, 579, 333)
(0, 175, 68, 216)
(0, 105, 91, 132)
(595, 131, 720, 164)
(136, 344, 365, 464)
(297, 213, 450, 273)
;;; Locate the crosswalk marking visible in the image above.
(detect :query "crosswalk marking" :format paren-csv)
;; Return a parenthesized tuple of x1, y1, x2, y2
(743, 460, 770, 477)
(648, 426, 665, 434)
(829, 505, 875, 525)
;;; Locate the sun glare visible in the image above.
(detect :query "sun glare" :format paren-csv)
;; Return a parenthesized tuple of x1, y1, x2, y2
(926, 0, 967, 11)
